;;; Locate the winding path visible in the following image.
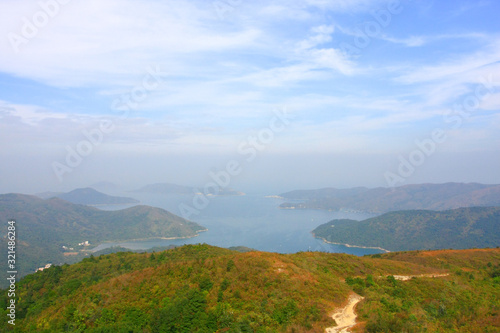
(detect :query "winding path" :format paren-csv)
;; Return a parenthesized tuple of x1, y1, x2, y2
(392, 273, 449, 281)
(325, 273, 449, 332)
(326, 293, 364, 333)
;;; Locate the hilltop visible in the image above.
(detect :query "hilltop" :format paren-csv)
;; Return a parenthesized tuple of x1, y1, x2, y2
(0, 194, 206, 285)
(279, 183, 500, 213)
(1, 244, 498, 332)
(312, 206, 500, 252)
(55, 187, 140, 205)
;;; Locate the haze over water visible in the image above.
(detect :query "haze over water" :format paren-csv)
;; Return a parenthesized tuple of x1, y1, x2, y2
(93, 193, 383, 256)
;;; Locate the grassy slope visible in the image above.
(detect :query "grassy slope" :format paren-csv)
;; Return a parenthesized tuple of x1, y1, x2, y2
(354, 248, 500, 332)
(1, 245, 498, 332)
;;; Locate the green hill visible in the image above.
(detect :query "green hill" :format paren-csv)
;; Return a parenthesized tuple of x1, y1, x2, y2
(312, 206, 500, 251)
(1, 244, 499, 332)
(280, 183, 500, 213)
(0, 194, 206, 285)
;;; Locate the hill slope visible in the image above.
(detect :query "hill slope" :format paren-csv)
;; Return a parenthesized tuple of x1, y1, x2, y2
(1, 245, 499, 332)
(56, 187, 139, 205)
(280, 183, 500, 213)
(0, 194, 206, 284)
(312, 206, 500, 251)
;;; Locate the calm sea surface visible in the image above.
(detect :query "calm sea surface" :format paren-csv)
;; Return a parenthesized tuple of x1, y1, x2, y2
(93, 193, 382, 256)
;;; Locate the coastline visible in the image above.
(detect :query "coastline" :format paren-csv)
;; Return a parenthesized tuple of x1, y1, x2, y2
(90, 228, 208, 251)
(314, 235, 390, 253)
(279, 204, 373, 214)
(88, 201, 139, 207)
(264, 195, 284, 199)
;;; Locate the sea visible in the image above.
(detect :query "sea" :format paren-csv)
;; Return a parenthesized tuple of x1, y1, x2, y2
(92, 193, 383, 256)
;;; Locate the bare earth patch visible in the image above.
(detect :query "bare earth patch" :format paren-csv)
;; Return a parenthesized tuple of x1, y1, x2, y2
(326, 293, 364, 333)
(392, 273, 450, 281)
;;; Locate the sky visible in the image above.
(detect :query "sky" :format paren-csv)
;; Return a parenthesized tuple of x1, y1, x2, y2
(0, 0, 499, 194)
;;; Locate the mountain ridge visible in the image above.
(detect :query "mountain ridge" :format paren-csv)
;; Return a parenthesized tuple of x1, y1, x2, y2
(280, 182, 500, 213)
(56, 187, 140, 205)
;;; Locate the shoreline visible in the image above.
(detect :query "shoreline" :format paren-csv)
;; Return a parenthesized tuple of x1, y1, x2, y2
(279, 205, 374, 214)
(88, 202, 139, 207)
(90, 229, 208, 251)
(314, 235, 390, 253)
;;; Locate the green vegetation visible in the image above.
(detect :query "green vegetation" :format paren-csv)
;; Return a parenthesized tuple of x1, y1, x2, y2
(356, 249, 500, 332)
(227, 246, 257, 253)
(280, 183, 500, 213)
(312, 207, 500, 251)
(0, 194, 206, 286)
(1, 244, 498, 332)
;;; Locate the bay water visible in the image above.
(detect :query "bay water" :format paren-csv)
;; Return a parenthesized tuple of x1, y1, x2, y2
(92, 193, 382, 256)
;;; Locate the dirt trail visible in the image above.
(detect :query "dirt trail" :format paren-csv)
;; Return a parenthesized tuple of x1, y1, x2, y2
(325, 273, 449, 332)
(392, 273, 449, 281)
(326, 293, 364, 333)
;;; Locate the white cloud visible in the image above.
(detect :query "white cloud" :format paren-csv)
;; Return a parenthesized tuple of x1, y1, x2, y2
(0, 0, 262, 87)
(396, 39, 500, 84)
(302, 0, 386, 12)
(0, 100, 67, 125)
(480, 92, 500, 111)
(380, 33, 488, 48)
(0, 0, 499, 160)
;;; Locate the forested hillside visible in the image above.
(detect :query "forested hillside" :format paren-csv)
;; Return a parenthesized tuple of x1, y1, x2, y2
(313, 206, 500, 252)
(0, 194, 206, 285)
(1, 245, 498, 332)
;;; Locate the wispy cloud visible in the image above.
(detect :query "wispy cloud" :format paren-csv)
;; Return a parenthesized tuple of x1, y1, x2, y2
(1, 0, 499, 191)
(380, 32, 489, 47)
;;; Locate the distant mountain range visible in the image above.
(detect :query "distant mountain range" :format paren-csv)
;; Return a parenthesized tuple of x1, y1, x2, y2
(312, 206, 500, 252)
(133, 182, 245, 196)
(0, 193, 206, 284)
(280, 183, 500, 213)
(89, 181, 122, 193)
(55, 187, 140, 205)
(35, 187, 139, 205)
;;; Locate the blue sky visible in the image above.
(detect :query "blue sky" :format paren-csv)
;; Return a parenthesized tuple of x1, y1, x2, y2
(0, 0, 499, 193)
